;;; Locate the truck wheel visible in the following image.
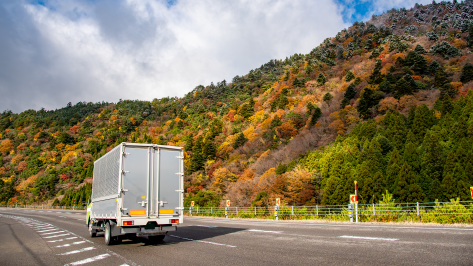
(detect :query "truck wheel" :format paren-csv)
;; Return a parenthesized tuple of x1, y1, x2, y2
(148, 235, 165, 243)
(88, 220, 96, 237)
(104, 222, 114, 245)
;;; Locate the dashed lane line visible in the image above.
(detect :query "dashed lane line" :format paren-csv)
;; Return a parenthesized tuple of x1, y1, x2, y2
(58, 246, 96, 255)
(339, 235, 399, 241)
(64, 254, 111, 266)
(54, 241, 87, 248)
(48, 237, 79, 243)
(248, 229, 282, 234)
(169, 235, 236, 248)
(41, 231, 66, 235)
(43, 233, 71, 239)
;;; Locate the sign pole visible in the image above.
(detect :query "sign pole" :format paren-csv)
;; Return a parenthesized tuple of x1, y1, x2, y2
(275, 198, 280, 221)
(225, 200, 230, 219)
(355, 181, 358, 223)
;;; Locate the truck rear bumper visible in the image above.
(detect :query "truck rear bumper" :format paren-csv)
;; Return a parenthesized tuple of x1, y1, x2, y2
(121, 225, 176, 236)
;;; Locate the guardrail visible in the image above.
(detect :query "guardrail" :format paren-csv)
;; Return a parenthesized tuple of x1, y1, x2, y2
(183, 201, 473, 221)
(0, 205, 86, 210)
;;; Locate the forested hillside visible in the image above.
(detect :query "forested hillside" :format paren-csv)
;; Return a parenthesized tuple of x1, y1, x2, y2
(1, 1, 473, 207)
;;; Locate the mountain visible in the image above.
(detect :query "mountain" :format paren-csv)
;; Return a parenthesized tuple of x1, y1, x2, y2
(1, 1, 473, 207)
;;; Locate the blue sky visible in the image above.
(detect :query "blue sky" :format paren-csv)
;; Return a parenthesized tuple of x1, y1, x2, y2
(1, 0, 433, 112)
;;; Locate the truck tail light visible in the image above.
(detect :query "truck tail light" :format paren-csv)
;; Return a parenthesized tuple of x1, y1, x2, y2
(171, 219, 179, 224)
(123, 221, 133, 226)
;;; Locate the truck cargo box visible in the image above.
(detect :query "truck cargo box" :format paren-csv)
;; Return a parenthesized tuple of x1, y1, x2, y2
(86, 143, 184, 245)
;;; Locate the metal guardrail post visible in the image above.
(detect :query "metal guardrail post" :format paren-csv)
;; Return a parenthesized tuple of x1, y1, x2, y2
(373, 203, 375, 215)
(255, 207, 256, 216)
(292, 206, 294, 215)
(316, 205, 318, 216)
(236, 207, 238, 215)
(417, 202, 419, 216)
(211, 207, 213, 214)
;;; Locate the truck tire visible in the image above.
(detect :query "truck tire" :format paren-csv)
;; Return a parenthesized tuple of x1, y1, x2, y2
(104, 222, 114, 245)
(148, 235, 165, 243)
(88, 220, 96, 237)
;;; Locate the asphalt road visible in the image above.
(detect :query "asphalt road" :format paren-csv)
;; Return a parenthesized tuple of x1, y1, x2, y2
(1, 208, 472, 266)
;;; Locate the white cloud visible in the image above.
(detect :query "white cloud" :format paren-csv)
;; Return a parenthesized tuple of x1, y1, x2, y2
(1, 0, 351, 113)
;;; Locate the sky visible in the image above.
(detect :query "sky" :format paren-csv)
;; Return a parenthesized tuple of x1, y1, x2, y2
(0, 0, 434, 113)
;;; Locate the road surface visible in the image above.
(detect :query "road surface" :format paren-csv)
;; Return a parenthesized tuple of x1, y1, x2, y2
(0, 208, 472, 265)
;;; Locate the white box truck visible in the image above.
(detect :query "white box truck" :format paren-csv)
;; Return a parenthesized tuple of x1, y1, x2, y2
(86, 143, 184, 245)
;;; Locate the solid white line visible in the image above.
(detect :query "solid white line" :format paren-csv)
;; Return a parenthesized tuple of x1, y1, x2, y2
(339, 235, 399, 241)
(189, 218, 473, 231)
(64, 254, 111, 266)
(43, 233, 70, 239)
(54, 241, 86, 248)
(41, 231, 65, 235)
(58, 246, 95, 255)
(47, 237, 78, 243)
(169, 235, 236, 248)
(248, 229, 282, 234)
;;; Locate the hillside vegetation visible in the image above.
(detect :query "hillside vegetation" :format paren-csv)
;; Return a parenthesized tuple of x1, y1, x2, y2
(1, 1, 473, 207)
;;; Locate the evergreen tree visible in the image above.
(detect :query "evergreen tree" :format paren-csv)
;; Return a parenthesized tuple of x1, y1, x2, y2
(323, 92, 333, 103)
(441, 95, 454, 116)
(344, 83, 357, 100)
(202, 138, 216, 160)
(460, 63, 473, 83)
(385, 114, 407, 151)
(434, 68, 450, 88)
(385, 149, 403, 194)
(345, 70, 355, 82)
(317, 73, 327, 86)
(394, 162, 423, 202)
(403, 142, 421, 173)
(429, 179, 444, 202)
(394, 76, 414, 99)
(421, 132, 444, 200)
(233, 132, 247, 149)
(310, 107, 322, 126)
(369, 59, 384, 84)
(414, 44, 427, 54)
(411, 104, 436, 144)
(429, 60, 440, 74)
(189, 136, 205, 173)
(468, 24, 473, 47)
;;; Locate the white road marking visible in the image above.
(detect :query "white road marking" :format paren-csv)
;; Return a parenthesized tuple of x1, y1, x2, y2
(58, 246, 95, 255)
(339, 235, 399, 241)
(47, 237, 78, 243)
(118, 264, 130, 266)
(196, 225, 218, 228)
(169, 235, 236, 248)
(54, 241, 86, 248)
(64, 254, 111, 266)
(248, 229, 282, 234)
(43, 233, 71, 239)
(41, 231, 65, 235)
(190, 218, 473, 231)
(37, 228, 60, 233)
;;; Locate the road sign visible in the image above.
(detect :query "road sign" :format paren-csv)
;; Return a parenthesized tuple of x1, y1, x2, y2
(275, 198, 280, 206)
(191, 201, 195, 207)
(226, 200, 231, 207)
(470, 187, 473, 199)
(349, 194, 357, 204)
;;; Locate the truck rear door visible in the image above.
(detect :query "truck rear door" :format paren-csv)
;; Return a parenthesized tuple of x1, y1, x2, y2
(157, 149, 182, 217)
(122, 146, 150, 217)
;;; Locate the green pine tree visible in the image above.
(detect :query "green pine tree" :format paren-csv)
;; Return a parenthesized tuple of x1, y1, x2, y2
(460, 63, 473, 83)
(317, 73, 327, 86)
(345, 70, 355, 82)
